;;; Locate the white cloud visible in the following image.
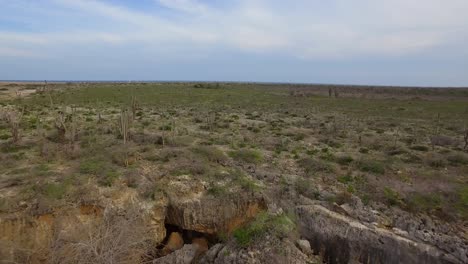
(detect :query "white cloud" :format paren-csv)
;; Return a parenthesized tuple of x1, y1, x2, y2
(0, 47, 42, 58)
(1, 0, 467, 59)
(157, 0, 210, 14)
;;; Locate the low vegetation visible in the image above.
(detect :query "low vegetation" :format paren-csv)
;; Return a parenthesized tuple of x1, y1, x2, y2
(0, 82, 467, 262)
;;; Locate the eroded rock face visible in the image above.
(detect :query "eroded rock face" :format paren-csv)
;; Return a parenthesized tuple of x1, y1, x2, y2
(199, 238, 318, 264)
(297, 204, 462, 264)
(166, 192, 266, 235)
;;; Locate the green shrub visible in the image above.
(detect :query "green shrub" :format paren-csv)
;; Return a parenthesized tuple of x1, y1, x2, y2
(383, 187, 402, 206)
(230, 169, 260, 192)
(233, 212, 295, 247)
(0, 133, 10, 140)
(98, 170, 120, 187)
(447, 153, 468, 166)
(229, 149, 263, 164)
(44, 183, 68, 200)
(170, 159, 210, 176)
(338, 174, 353, 184)
(295, 178, 319, 199)
(358, 160, 385, 174)
(406, 193, 442, 213)
(359, 148, 369, 154)
(426, 156, 447, 168)
(335, 155, 354, 165)
(191, 146, 227, 164)
(298, 157, 335, 175)
(456, 186, 468, 218)
(410, 145, 429, 152)
(207, 184, 229, 197)
(79, 159, 107, 175)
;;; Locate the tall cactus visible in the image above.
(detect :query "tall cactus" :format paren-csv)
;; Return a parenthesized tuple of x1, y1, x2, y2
(131, 95, 138, 121)
(118, 109, 130, 144)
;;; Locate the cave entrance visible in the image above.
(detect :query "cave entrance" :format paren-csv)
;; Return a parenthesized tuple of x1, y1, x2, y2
(163, 224, 220, 245)
(153, 223, 221, 258)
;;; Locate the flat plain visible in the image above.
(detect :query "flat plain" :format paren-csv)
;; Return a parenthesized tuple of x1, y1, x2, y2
(1, 82, 467, 263)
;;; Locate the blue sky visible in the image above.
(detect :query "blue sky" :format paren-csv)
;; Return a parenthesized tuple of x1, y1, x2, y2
(1, 0, 467, 86)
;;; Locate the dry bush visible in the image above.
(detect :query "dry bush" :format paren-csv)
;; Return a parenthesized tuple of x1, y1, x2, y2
(48, 204, 153, 264)
(464, 127, 468, 150)
(430, 135, 458, 147)
(0, 106, 24, 143)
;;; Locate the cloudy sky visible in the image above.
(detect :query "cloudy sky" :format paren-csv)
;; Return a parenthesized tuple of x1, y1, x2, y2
(1, 0, 467, 86)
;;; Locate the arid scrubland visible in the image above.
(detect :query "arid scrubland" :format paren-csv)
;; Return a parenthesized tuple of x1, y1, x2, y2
(0, 82, 467, 263)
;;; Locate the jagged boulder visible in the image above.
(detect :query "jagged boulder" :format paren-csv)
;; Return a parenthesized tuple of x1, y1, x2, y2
(153, 244, 199, 264)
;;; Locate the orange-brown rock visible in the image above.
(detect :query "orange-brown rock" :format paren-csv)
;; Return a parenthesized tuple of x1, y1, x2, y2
(164, 232, 184, 252)
(192, 237, 209, 254)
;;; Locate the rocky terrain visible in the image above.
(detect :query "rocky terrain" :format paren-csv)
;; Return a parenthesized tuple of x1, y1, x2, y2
(0, 82, 467, 263)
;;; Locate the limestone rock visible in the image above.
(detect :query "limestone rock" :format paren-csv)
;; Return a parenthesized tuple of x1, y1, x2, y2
(166, 192, 265, 235)
(296, 204, 462, 264)
(296, 239, 312, 255)
(199, 238, 318, 264)
(153, 244, 199, 264)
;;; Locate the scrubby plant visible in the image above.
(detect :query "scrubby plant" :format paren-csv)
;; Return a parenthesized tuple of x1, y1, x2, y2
(410, 145, 429, 152)
(0, 106, 24, 143)
(229, 149, 263, 164)
(426, 155, 447, 168)
(191, 145, 227, 164)
(233, 212, 296, 247)
(335, 154, 354, 165)
(357, 159, 385, 174)
(43, 182, 68, 200)
(295, 178, 319, 199)
(383, 187, 403, 206)
(463, 127, 468, 150)
(406, 193, 442, 213)
(48, 205, 152, 264)
(447, 153, 468, 165)
(298, 157, 335, 175)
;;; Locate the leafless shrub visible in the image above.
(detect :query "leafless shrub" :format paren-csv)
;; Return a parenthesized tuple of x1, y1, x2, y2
(54, 106, 79, 157)
(49, 204, 153, 264)
(430, 135, 458, 147)
(464, 125, 468, 150)
(0, 106, 24, 143)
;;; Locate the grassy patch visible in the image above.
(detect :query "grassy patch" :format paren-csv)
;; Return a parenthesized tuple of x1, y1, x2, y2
(410, 145, 429, 152)
(295, 178, 319, 199)
(406, 193, 442, 213)
(79, 158, 107, 175)
(335, 154, 354, 165)
(383, 187, 403, 206)
(233, 212, 296, 247)
(455, 186, 468, 219)
(447, 153, 468, 166)
(191, 145, 227, 164)
(357, 159, 385, 174)
(298, 157, 335, 175)
(229, 149, 263, 164)
(43, 183, 68, 200)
